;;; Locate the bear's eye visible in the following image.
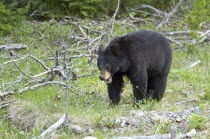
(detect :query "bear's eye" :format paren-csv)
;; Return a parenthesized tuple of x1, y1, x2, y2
(105, 64, 111, 71)
(98, 65, 102, 71)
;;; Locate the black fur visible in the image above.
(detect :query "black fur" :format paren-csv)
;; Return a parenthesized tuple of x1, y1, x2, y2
(97, 30, 172, 104)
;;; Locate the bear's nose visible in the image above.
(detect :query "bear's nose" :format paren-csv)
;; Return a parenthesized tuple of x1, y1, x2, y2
(99, 76, 104, 81)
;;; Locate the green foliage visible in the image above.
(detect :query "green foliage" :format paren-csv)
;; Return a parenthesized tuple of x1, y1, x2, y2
(28, 0, 68, 19)
(154, 122, 172, 134)
(122, 0, 173, 10)
(197, 91, 210, 101)
(66, 0, 108, 18)
(0, 2, 27, 36)
(186, 0, 210, 30)
(1, 0, 176, 20)
(64, 0, 174, 18)
(187, 113, 208, 130)
(0, 120, 26, 138)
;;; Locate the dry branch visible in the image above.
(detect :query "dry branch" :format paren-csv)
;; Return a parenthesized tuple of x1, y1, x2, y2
(33, 113, 67, 139)
(0, 54, 49, 70)
(1, 73, 23, 91)
(165, 36, 184, 48)
(0, 54, 29, 68)
(0, 100, 15, 109)
(70, 22, 90, 40)
(0, 72, 94, 97)
(0, 44, 28, 51)
(0, 81, 66, 97)
(199, 30, 210, 43)
(109, 0, 120, 35)
(77, 25, 90, 40)
(75, 24, 102, 34)
(112, 125, 196, 139)
(0, 103, 9, 109)
(183, 129, 196, 138)
(164, 30, 210, 39)
(164, 29, 210, 49)
(86, 33, 105, 63)
(130, 4, 167, 17)
(28, 55, 49, 70)
(181, 60, 201, 70)
(112, 135, 171, 139)
(14, 65, 66, 79)
(175, 99, 199, 105)
(111, 124, 177, 139)
(164, 31, 193, 35)
(157, 0, 184, 28)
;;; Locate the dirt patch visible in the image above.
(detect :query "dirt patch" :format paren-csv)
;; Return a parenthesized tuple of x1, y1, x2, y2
(8, 100, 63, 131)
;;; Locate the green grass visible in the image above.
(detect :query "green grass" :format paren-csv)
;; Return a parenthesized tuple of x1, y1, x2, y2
(0, 20, 209, 139)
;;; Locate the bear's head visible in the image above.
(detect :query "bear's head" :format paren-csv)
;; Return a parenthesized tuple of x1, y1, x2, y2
(97, 36, 132, 83)
(97, 44, 121, 83)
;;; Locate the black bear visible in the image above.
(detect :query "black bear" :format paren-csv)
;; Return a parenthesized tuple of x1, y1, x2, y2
(97, 30, 172, 104)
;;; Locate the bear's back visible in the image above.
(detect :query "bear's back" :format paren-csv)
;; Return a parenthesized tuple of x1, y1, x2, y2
(123, 30, 172, 73)
(127, 30, 169, 47)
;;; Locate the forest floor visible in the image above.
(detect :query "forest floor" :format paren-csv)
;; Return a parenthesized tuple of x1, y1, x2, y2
(0, 17, 209, 139)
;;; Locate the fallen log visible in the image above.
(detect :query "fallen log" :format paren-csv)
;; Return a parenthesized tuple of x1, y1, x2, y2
(111, 124, 196, 139)
(0, 44, 28, 51)
(32, 113, 67, 139)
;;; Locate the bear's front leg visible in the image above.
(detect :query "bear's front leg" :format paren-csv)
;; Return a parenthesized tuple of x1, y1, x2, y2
(107, 75, 124, 104)
(131, 75, 148, 104)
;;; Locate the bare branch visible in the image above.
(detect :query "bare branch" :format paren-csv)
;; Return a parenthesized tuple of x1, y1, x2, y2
(0, 44, 28, 51)
(0, 103, 9, 109)
(157, 0, 184, 28)
(164, 30, 210, 49)
(199, 30, 210, 43)
(111, 125, 196, 139)
(28, 55, 49, 70)
(109, 0, 120, 35)
(11, 60, 66, 79)
(129, 4, 167, 17)
(70, 22, 90, 40)
(165, 36, 184, 48)
(13, 62, 33, 78)
(1, 73, 23, 91)
(183, 129, 196, 138)
(175, 99, 199, 105)
(181, 60, 201, 70)
(0, 54, 49, 70)
(0, 81, 66, 97)
(0, 100, 15, 109)
(0, 54, 29, 68)
(33, 113, 67, 139)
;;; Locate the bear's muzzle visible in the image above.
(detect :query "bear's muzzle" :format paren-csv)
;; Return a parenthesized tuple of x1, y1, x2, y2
(99, 71, 112, 83)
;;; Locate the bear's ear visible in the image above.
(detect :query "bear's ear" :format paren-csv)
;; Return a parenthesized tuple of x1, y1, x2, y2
(112, 44, 120, 56)
(124, 35, 130, 41)
(99, 45, 104, 55)
(124, 35, 135, 41)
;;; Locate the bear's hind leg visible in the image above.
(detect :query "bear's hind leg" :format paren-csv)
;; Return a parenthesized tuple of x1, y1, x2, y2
(107, 75, 124, 104)
(147, 74, 168, 101)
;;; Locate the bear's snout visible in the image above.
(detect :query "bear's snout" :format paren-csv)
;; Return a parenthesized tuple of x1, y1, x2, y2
(99, 75, 105, 81)
(99, 71, 112, 83)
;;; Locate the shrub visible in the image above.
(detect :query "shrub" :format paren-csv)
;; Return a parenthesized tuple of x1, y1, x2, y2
(0, 2, 27, 36)
(187, 113, 208, 130)
(186, 0, 210, 30)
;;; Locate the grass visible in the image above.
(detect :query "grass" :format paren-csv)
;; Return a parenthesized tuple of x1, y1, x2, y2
(0, 20, 209, 139)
